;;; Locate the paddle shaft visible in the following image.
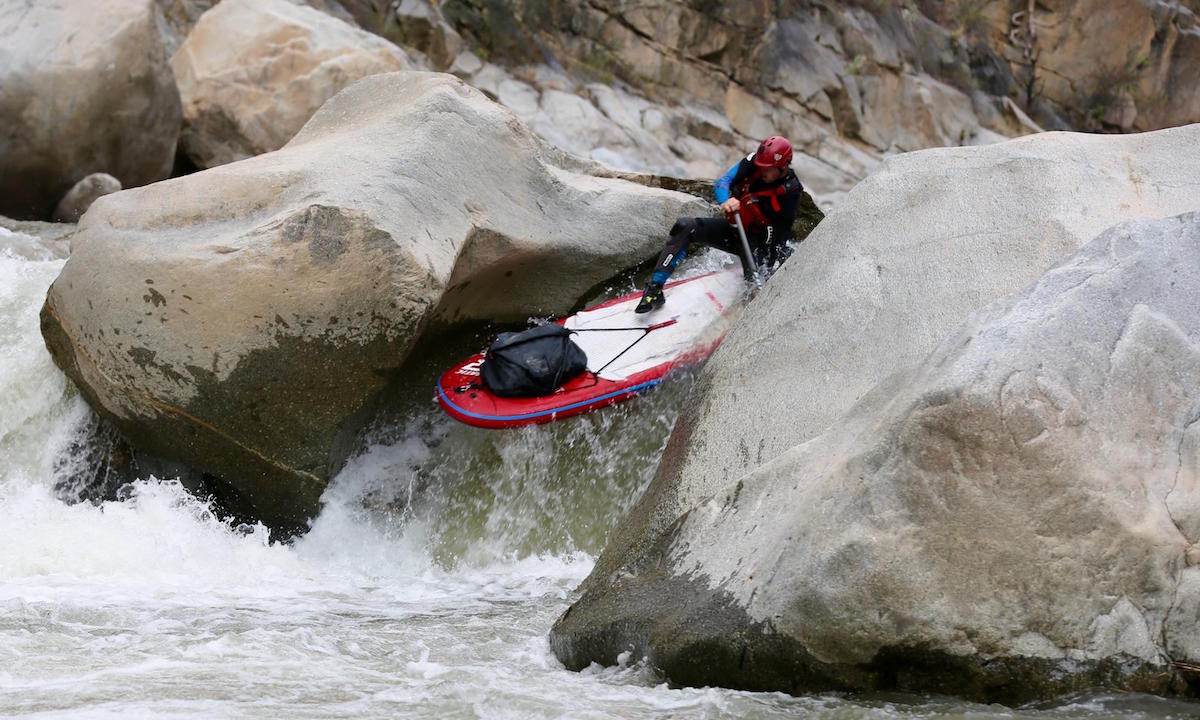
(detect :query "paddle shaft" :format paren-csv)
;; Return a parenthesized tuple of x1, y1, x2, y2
(733, 214, 763, 288)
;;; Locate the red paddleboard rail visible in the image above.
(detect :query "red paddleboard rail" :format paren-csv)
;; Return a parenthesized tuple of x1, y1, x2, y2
(434, 269, 739, 429)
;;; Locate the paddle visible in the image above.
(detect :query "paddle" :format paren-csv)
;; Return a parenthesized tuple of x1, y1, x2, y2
(733, 214, 763, 290)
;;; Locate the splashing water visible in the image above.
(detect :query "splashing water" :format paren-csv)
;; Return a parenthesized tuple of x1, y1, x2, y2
(1, 226, 1194, 719)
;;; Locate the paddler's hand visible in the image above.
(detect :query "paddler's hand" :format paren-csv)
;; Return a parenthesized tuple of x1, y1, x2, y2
(720, 198, 740, 214)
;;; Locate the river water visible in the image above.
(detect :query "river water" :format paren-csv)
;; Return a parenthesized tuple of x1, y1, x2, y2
(2, 225, 1197, 719)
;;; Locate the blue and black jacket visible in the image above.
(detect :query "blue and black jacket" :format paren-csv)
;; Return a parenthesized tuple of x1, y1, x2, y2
(715, 154, 804, 250)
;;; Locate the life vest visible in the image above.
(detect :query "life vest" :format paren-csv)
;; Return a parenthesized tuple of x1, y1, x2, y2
(726, 173, 802, 233)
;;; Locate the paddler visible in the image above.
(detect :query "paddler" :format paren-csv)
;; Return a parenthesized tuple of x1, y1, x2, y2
(635, 135, 804, 313)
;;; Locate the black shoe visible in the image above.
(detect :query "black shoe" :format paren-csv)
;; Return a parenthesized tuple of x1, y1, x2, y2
(635, 282, 665, 313)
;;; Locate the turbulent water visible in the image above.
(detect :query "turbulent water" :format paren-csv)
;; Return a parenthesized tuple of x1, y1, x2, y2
(2, 226, 1197, 719)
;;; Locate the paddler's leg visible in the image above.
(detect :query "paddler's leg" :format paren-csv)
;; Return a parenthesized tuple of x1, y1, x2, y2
(636, 217, 698, 313)
(668, 216, 753, 277)
(691, 217, 742, 255)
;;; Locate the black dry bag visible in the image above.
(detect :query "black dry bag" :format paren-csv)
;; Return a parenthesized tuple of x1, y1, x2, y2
(480, 323, 589, 397)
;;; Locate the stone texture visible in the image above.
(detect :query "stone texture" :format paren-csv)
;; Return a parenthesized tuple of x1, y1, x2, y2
(553, 211, 1200, 703)
(40, 72, 709, 534)
(753, 15, 845, 110)
(158, 0, 1200, 217)
(0, 0, 180, 220)
(155, 0, 359, 56)
(343, 0, 1197, 207)
(454, 59, 871, 207)
(1030, 0, 1157, 120)
(581, 123, 1200, 642)
(317, 0, 465, 70)
(390, 0, 464, 69)
(52, 174, 123, 223)
(857, 72, 982, 151)
(1137, 14, 1200, 131)
(155, 0, 218, 56)
(429, 1, 1019, 202)
(961, 0, 1200, 132)
(171, 0, 417, 169)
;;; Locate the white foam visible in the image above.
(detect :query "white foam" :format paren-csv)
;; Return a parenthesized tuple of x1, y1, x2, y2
(0, 240, 89, 495)
(0, 225, 68, 262)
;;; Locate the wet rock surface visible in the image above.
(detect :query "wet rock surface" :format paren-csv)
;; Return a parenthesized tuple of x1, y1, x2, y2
(39, 72, 708, 533)
(589, 124, 1200, 598)
(553, 210, 1200, 703)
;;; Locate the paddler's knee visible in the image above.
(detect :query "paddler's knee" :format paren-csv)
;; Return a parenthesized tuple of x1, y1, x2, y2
(669, 217, 699, 237)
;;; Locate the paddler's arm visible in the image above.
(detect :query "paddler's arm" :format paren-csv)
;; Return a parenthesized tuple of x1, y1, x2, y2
(715, 156, 753, 214)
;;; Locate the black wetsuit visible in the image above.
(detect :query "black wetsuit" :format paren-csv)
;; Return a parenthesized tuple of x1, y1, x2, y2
(650, 155, 803, 285)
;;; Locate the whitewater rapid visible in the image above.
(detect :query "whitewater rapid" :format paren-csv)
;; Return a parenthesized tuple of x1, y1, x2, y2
(2, 224, 1194, 719)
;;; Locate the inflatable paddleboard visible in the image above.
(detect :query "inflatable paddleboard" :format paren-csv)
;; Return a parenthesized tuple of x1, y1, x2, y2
(435, 269, 745, 428)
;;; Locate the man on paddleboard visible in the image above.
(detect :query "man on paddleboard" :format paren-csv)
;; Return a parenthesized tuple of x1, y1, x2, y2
(635, 135, 804, 314)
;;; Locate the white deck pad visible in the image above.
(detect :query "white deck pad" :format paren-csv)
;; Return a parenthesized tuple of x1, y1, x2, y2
(565, 270, 745, 381)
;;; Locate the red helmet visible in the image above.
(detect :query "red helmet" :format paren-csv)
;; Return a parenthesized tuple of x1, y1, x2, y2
(753, 135, 793, 169)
